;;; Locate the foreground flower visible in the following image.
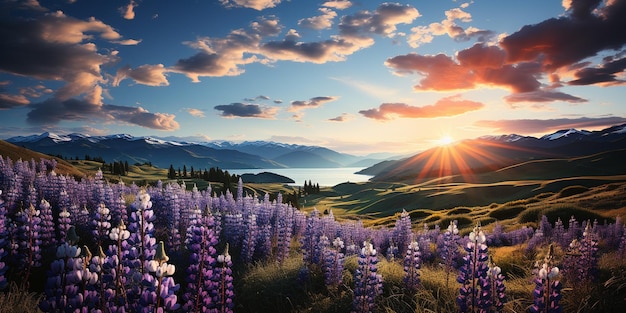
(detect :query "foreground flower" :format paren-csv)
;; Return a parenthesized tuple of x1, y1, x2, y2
(352, 241, 383, 313)
(457, 223, 491, 313)
(530, 245, 562, 313)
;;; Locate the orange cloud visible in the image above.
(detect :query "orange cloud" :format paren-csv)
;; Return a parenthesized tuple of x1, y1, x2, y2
(359, 95, 484, 120)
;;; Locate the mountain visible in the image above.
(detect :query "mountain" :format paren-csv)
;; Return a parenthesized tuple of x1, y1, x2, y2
(6, 133, 283, 170)
(202, 140, 368, 167)
(5, 133, 389, 170)
(367, 123, 626, 182)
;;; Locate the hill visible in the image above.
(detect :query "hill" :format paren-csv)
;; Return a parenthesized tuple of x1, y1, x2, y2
(367, 123, 626, 182)
(0, 140, 85, 177)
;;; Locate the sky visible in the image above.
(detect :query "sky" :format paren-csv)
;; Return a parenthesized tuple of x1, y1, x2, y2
(1, 0, 626, 156)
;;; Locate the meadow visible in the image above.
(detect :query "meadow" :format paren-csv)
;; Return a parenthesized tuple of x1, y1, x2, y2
(0, 154, 625, 312)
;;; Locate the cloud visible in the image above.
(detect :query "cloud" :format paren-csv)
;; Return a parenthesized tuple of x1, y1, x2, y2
(119, 0, 138, 20)
(171, 17, 281, 81)
(359, 95, 484, 120)
(244, 95, 271, 101)
(408, 5, 494, 48)
(186, 108, 205, 117)
(0, 93, 30, 109)
(0, 10, 142, 104)
(214, 102, 278, 118)
(298, 8, 337, 30)
(328, 113, 352, 122)
(260, 36, 374, 63)
(474, 116, 626, 134)
(500, 0, 626, 71)
(25, 97, 179, 130)
(289, 96, 338, 111)
(219, 0, 282, 10)
(385, 44, 586, 103)
(113, 64, 169, 86)
(322, 0, 352, 10)
(504, 90, 587, 103)
(568, 55, 626, 86)
(338, 3, 420, 39)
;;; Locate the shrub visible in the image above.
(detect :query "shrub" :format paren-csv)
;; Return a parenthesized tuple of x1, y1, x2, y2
(556, 185, 588, 198)
(489, 204, 526, 220)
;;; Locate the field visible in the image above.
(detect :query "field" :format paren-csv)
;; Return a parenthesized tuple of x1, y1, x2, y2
(1, 150, 626, 312)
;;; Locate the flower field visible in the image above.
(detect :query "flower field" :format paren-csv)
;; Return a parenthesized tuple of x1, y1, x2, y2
(1, 156, 625, 312)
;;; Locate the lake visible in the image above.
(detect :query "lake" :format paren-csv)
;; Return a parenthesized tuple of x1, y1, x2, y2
(226, 167, 373, 187)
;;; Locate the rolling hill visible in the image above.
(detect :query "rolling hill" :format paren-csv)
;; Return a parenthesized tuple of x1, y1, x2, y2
(366, 123, 626, 182)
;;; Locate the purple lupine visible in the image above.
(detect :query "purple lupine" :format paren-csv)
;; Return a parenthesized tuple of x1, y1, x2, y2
(223, 213, 244, 249)
(40, 226, 83, 312)
(439, 220, 460, 288)
(276, 209, 293, 264)
(57, 206, 72, 244)
(552, 218, 567, 248)
(322, 237, 345, 289)
(102, 221, 131, 312)
(39, 199, 56, 248)
(457, 223, 491, 313)
(213, 244, 235, 313)
(241, 213, 259, 263)
(127, 190, 157, 274)
(0, 191, 8, 290)
(392, 209, 412, 257)
(403, 240, 421, 293)
(301, 209, 322, 266)
(488, 257, 506, 312)
(92, 203, 112, 247)
(352, 241, 383, 313)
(15, 203, 43, 288)
(576, 222, 599, 285)
(530, 245, 562, 313)
(145, 241, 180, 312)
(79, 246, 100, 312)
(183, 208, 219, 313)
(618, 225, 626, 258)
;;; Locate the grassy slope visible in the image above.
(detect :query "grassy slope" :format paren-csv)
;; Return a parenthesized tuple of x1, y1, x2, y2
(300, 150, 626, 230)
(0, 140, 85, 177)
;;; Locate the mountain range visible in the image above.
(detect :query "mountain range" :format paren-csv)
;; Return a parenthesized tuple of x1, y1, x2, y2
(362, 123, 626, 182)
(4, 123, 626, 180)
(4, 133, 390, 170)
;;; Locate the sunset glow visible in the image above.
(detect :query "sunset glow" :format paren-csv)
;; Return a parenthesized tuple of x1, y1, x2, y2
(1, 0, 625, 155)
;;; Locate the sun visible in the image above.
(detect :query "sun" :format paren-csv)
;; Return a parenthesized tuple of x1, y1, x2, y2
(438, 135, 454, 146)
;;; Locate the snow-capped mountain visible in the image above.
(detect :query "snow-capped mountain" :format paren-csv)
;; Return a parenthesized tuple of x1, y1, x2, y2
(4, 133, 385, 170)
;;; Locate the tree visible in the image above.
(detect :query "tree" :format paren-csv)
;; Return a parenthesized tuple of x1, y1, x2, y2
(168, 165, 176, 179)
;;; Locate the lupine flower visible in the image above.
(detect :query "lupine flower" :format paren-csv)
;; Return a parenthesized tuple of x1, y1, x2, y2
(15, 203, 43, 288)
(183, 209, 219, 313)
(276, 209, 293, 264)
(439, 220, 460, 288)
(403, 240, 421, 293)
(241, 213, 259, 263)
(0, 191, 8, 290)
(488, 257, 506, 312)
(352, 241, 383, 313)
(577, 222, 599, 285)
(92, 203, 112, 247)
(213, 244, 235, 313)
(39, 199, 56, 248)
(321, 236, 345, 289)
(530, 245, 562, 313)
(392, 209, 413, 257)
(145, 241, 180, 312)
(40, 226, 83, 312)
(457, 223, 491, 313)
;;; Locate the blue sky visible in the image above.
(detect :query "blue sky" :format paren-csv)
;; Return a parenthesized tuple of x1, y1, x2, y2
(1, 0, 625, 155)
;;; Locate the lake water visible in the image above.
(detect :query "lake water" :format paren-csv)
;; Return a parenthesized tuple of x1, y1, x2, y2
(226, 167, 373, 186)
